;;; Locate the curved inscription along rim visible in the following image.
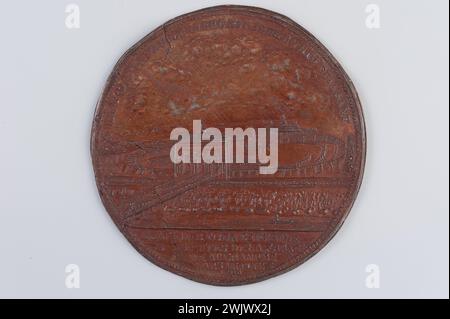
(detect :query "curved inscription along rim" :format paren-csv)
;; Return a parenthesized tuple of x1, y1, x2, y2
(91, 5, 366, 285)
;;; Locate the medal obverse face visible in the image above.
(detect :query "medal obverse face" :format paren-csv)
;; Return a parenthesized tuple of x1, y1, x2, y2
(91, 5, 366, 285)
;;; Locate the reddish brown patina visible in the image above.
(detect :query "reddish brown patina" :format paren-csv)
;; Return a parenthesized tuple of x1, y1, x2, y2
(91, 5, 366, 285)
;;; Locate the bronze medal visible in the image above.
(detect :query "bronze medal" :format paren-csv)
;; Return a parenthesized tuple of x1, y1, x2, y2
(91, 5, 366, 285)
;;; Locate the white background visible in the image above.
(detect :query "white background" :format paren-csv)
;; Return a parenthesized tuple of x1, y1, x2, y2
(0, 0, 448, 298)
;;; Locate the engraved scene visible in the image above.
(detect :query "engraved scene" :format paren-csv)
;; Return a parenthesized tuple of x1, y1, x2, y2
(91, 7, 365, 285)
